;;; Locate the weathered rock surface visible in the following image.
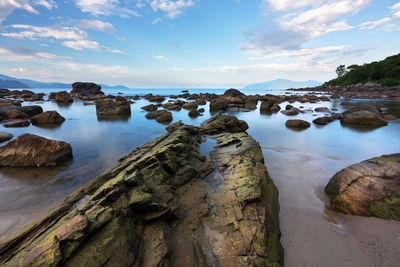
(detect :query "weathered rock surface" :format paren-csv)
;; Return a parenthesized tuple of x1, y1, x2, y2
(341, 105, 388, 126)
(31, 111, 65, 125)
(0, 123, 283, 267)
(145, 110, 173, 124)
(188, 109, 200, 118)
(182, 102, 198, 110)
(281, 108, 300, 116)
(313, 116, 334, 125)
(199, 114, 248, 134)
(50, 91, 73, 103)
(260, 101, 281, 113)
(0, 134, 72, 167)
(3, 119, 30, 128)
(285, 119, 311, 129)
(3, 110, 29, 120)
(70, 82, 104, 98)
(95, 97, 131, 118)
(141, 104, 158, 111)
(0, 132, 13, 143)
(325, 154, 400, 221)
(0, 105, 43, 117)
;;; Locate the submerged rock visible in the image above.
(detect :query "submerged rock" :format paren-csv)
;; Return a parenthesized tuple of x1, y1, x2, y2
(325, 154, 400, 221)
(31, 111, 65, 125)
(0, 124, 283, 267)
(199, 114, 248, 134)
(0, 133, 72, 167)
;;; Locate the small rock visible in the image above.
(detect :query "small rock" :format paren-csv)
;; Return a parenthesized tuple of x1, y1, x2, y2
(285, 119, 310, 129)
(313, 116, 334, 125)
(4, 119, 30, 128)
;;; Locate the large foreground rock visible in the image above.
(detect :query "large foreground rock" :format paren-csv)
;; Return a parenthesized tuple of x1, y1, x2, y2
(0, 134, 72, 167)
(199, 114, 248, 134)
(325, 154, 400, 220)
(31, 111, 65, 125)
(0, 125, 283, 267)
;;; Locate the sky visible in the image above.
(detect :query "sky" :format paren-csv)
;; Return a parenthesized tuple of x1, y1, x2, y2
(0, 0, 399, 88)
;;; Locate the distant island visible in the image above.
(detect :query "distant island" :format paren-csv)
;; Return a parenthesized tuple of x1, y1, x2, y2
(244, 79, 322, 90)
(325, 53, 400, 87)
(0, 74, 131, 90)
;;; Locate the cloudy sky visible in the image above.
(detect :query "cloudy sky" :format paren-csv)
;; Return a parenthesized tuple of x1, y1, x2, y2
(0, 0, 399, 88)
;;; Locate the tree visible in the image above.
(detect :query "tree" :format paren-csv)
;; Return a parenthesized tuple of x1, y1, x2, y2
(336, 65, 346, 77)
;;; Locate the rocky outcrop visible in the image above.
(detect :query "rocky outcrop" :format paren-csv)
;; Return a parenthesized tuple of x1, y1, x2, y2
(0, 134, 72, 167)
(95, 97, 131, 118)
(0, 105, 43, 117)
(325, 154, 400, 221)
(70, 82, 104, 98)
(285, 119, 310, 129)
(199, 114, 248, 134)
(341, 105, 388, 127)
(31, 111, 65, 125)
(0, 123, 283, 267)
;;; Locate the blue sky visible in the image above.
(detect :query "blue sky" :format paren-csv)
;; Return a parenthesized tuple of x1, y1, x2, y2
(0, 0, 399, 88)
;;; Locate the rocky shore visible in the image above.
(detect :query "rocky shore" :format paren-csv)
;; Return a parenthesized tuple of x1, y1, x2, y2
(0, 116, 283, 267)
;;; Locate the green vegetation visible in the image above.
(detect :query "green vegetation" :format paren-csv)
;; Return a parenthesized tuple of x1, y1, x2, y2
(325, 53, 400, 86)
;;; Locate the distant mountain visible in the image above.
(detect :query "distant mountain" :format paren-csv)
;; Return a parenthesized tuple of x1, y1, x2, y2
(244, 79, 322, 90)
(0, 74, 131, 90)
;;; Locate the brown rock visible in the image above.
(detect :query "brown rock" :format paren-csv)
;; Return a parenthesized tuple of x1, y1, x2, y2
(31, 111, 65, 125)
(285, 119, 310, 129)
(200, 114, 248, 134)
(4, 119, 30, 128)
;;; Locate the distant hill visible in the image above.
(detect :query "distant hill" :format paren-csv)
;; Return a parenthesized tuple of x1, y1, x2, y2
(244, 79, 322, 90)
(0, 74, 131, 89)
(325, 53, 400, 86)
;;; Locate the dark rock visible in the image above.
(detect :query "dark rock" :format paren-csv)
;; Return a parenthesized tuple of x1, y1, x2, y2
(145, 110, 173, 124)
(223, 88, 245, 98)
(341, 106, 388, 126)
(0, 105, 43, 117)
(285, 119, 311, 129)
(144, 94, 165, 103)
(315, 107, 330, 113)
(285, 104, 293, 110)
(0, 133, 72, 166)
(95, 98, 131, 118)
(71, 82, 104, 97)
(188, 109, 200, 118)
(196, 98, 206, 105)
(198, 108, 205, 113)
(31, 111, 65, 125)
(281, 108, 300, 116)
(4, 119, 30, 128)
(4, 110, 29, 120)
(166, 121, 199, 134)
(50, 91, 73, 103)
(0, 132, 13, 143)
(200, 114, 248, 134)
(260, 101, 281, 113)
(244, 103, 257, 110)
(209, 98, 230, 113)
(141, 104, 158, 112)
(313, 116, 334, 125)
(166, 105, 181, 111)
(325, 154, 400, 221)
(182, 102, 198, 110)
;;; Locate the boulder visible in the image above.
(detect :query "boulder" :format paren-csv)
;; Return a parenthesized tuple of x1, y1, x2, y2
(209, 98, 230, 113)
(145, 110, 173, 124)
(0, 134, 72, 166)
(143, 94, 165, 103)
(182, 102, 198, 110)
(3, 119, 30, 128)
(313, 116, 334, 125)
(95, 98, 131, 118)
(281, 108, 300, 116)
(314, 107, 330, 113)
(50, 91, 73, 103)
(200, 114, 248, 134)
(166, 105, 181, 111)
(196, 98, 206, 105)
(341, 107, 388, 126)
(325, 154, 400, 221)
(188, 109, 200, 118)
(0, 105, 43, 117)
(223, 88, 245, 98)
(141, 104, 158, 111)
(260, 101, 281, 113)
(70, 82, 104, 97)
(4, 110, 29, 120)
(285, 119, 311, 129)
(31, 111, 65, 125)
(244, 102, 257, 110)
(0, 132, 13, 143)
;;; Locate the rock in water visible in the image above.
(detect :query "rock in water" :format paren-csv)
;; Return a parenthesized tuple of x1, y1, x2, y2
(0, 125, 283, 267)
(0, 132, 12, 143)
(0, 134, 72, 166)
(325, 154, 400, 220)
(341, 105, 388, 126)
(141, 104, 158, 111)
(285, 119, 311, 129)
(70, 82, 104, 97)
(95, 97, 131, 118)
(31, 111, 65, 125)
(0, 105, 43, 117)
(145, 110, 173, 124)
(3, 119, 30, 128)
(199, 114, 248, 134)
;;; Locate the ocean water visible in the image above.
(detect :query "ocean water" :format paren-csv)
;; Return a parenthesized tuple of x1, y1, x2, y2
(0, 88, 399, 266)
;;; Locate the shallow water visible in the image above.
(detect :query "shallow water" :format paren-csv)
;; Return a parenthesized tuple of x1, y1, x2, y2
(0, 88, 399, 266)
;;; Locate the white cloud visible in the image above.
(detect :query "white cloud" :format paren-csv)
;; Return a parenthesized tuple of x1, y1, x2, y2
(0, 0, 38, 23)
(263, 0, 324, 11)
(59, 61, 132, 75)
(361, 17, 392, 29)
(0, 46, 67, 61)
(34, 0, 56, 9)
(2, 25, 86, 40)
(152, 55, 169, 60)
(62, 40, 123, 53)
(391, 2, 400, 10)
(78, 19, 116, 32)
(149, 0, 194, 18)
(152, 18, 162, 24)
(248, 45, 347, 60)
(75, 0, 140, 17)
(241, 0, 370, 54)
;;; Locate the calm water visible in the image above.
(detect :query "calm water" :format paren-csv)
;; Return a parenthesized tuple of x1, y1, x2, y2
(0, 88, 399, 266)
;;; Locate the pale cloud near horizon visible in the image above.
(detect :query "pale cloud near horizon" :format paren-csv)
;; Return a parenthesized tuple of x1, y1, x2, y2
(75, 0, 140, 17)
(78, 19, 116, 32)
